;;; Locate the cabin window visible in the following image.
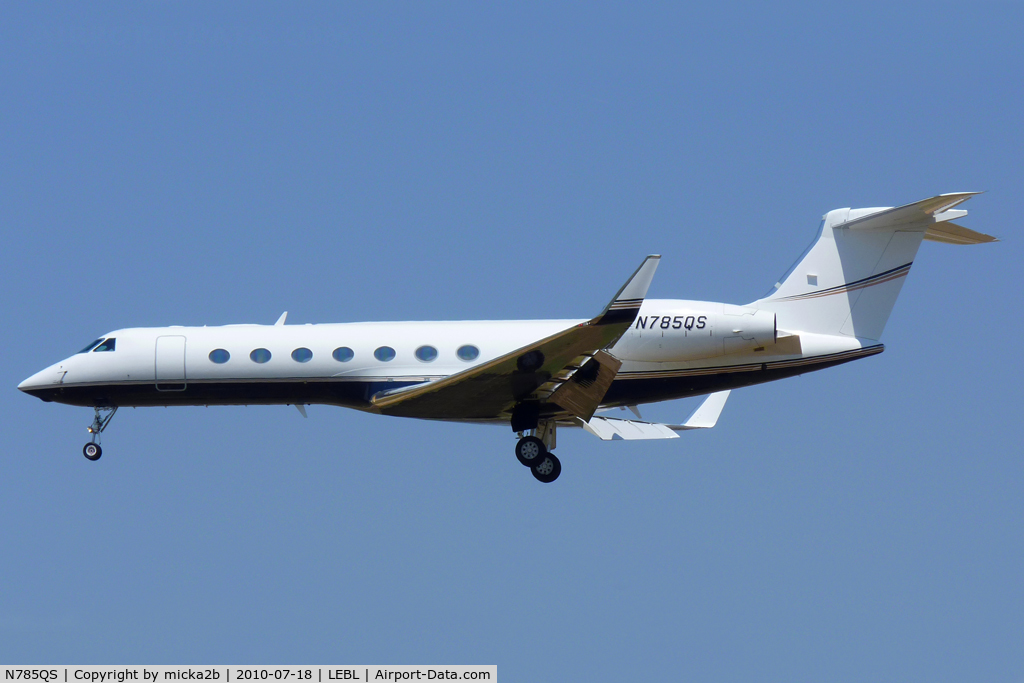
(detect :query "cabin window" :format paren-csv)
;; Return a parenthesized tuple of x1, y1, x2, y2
(332, 347, 354, 362)
(209, 349, 230, 364)
(250, 348, 272, 364)
(93, 338, 116, 352)
(77, 339, 104, 354)
(374, 346, 396, 362)
(415, 345, 438, 362)
(291, 347, 313, 363)
(457, 345, 479, 361)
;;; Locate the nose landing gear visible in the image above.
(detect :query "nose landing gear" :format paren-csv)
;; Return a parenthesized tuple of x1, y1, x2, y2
(514, 420, 561, 483)
(84, 406, 117, 461)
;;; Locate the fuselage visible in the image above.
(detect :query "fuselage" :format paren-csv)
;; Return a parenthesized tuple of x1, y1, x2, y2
(17, 194, 990, 483)
(19, 299, 880, 421)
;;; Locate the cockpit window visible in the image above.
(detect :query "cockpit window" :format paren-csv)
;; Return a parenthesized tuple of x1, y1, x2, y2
(93, 338, 116, 352)
(77, 339, 104, 354)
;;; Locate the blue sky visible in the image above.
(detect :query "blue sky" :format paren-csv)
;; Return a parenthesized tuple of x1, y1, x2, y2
(2, 3, 1022, 680)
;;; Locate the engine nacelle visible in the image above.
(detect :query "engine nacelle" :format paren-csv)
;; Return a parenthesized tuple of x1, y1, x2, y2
(612, 300, 777, 362)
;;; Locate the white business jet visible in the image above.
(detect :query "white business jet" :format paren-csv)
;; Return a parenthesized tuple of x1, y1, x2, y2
(19, 193, 995, 482)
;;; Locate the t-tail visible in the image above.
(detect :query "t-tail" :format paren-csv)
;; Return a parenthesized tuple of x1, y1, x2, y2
(751, 192, 997, 341)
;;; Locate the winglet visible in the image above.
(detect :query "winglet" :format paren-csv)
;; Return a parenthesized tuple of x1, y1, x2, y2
(595, 255, 660, 325)
(672, 390, 731, 430)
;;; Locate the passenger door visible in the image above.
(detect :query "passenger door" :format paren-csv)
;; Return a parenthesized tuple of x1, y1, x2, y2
(155, 335, 187, 391)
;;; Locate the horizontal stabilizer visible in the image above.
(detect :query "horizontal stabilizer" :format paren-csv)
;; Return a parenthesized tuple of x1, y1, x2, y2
(838, 192, 982, 231)
(923, 221, 999, 245)
(578, 390, 731, 441)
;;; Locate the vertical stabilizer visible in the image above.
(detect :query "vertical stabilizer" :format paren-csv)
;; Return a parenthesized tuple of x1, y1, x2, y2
(752, 193, 990, 341)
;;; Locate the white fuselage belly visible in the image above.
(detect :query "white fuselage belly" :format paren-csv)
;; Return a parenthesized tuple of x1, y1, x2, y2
(20, 299, 877, 417)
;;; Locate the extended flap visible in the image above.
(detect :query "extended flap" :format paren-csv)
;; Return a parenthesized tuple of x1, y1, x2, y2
(548, 351, 622, 421)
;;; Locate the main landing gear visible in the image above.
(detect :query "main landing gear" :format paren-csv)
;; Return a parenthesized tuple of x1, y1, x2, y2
(83, 406, 117, 461)
(515, 421, 561, 483)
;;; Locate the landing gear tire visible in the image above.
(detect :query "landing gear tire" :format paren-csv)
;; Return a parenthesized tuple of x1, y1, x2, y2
(531, 453, 561, 483)
(83, 406, 116, 460)
(515, 436, 547, 467)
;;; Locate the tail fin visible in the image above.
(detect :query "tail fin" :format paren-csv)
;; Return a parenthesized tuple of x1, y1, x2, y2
(752, 193, 995, 341)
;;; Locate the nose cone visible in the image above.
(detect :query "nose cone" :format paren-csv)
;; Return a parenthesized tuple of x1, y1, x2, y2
(18, 365, 64, 401)
(19, 369, 47, 391)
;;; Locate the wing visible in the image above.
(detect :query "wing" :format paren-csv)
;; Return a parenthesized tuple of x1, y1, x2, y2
(577, 390, 731, 440)
(370, 255, 661, 420)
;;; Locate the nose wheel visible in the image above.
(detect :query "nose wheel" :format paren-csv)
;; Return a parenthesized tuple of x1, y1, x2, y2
(83, 406, 117, 461)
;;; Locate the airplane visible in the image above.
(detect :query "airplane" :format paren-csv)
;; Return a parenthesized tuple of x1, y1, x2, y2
(18, 192, 996, 483)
